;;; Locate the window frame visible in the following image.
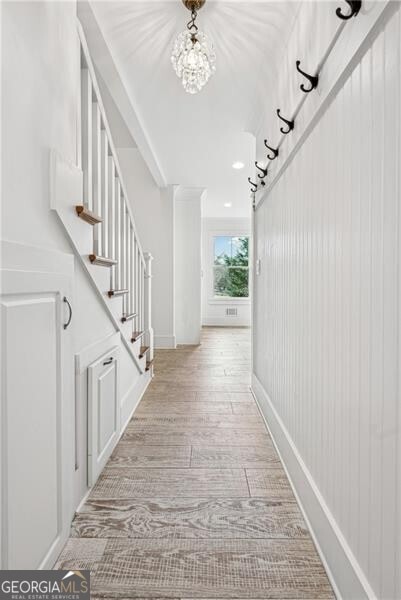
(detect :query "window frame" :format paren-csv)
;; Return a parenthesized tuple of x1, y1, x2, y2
(208, 232, 251, 303)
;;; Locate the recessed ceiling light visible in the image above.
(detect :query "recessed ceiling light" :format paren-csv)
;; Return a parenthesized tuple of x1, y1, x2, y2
(224, 202, 232, 208)
(232, 161, 244, 170)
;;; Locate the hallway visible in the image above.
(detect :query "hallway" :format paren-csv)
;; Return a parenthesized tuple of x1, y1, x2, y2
(56, 327, 333, 598)
(2, 0, 401, 594)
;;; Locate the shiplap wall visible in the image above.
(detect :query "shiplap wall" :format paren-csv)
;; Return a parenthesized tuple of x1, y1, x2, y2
(253, 4, 400, 599)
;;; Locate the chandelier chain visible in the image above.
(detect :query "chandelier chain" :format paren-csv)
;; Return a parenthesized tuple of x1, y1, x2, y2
(187, 9, 198, 35)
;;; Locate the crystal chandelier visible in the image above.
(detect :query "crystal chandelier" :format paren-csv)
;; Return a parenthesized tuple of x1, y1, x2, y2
(171, 0, 216, 94)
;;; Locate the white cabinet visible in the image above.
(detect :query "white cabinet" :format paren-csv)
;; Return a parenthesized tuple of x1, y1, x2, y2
(87, 347, 120, 485)
(0, 241, 74, 569)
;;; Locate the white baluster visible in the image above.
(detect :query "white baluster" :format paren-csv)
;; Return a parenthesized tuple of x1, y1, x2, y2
(144, 252, 154, 362)
(115, 179, 121, 289)
(101, 131, 108, 258)
(124, 204, 131, 315)
(108, 157, 115, 290)
(125, 207, 130, 312)
(81, 69, 92, 211)
(127, 224, 132, 317)
(134, 237, 138, 331)
(128, 218, 134, 313)
(141, 258, 145, 333)
(138, 258, 142, 337)
(92, 103, 102, 255)
(121, 197, 126, 313)
(132, 236, 135, 318)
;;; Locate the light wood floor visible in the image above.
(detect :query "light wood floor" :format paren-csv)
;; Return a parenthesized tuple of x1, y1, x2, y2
(56, 327, 334, 599)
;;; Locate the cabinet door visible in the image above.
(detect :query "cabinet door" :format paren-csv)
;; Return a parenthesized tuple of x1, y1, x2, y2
(0, 243, 74, 569)
(87, 347, 120, 485)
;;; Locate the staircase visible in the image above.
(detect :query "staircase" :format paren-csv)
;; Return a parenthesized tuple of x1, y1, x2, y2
(51, 22, 153, 375)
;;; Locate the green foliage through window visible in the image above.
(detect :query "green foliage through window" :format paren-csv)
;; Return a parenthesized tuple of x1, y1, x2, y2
(213, 236, 249, 298)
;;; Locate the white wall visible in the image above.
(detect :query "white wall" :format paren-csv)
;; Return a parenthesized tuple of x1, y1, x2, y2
(2, 0, 77, 254)
(202, 218, 251, 327)
(253, 3, 401, 599)
(174, 187, 202, 345)
(118, 148, 176, 348)
(1, 0, 143, 508)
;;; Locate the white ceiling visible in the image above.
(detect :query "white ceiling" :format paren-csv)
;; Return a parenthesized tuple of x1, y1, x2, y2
(86, 0, 300, 217)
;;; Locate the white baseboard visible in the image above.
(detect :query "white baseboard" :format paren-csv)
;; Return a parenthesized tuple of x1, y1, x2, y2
(251, 374, 376, 600)
(120, 371, 151, 429)
(202, 317, 251, 327)
(154, 334, 176, 348)
(75, 487, 92, 514)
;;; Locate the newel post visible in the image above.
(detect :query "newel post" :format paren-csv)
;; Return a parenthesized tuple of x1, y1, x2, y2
(144, 252, 154, 362)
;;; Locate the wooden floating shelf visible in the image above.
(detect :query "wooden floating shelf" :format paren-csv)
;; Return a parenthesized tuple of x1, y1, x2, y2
(139, 346, 149, 359)
(121, 312, 137, 323)
(145, 359, 154, 372)
(108, 289, 128, 298)
(89, 254, 118, 267)
(76, 205, 103, 225)
(131, 331, 144, 343)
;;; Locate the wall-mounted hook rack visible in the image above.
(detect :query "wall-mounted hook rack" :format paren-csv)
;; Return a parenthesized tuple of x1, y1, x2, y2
(336, 0, 361, 19)
(255, 161, 268, 179)
(264, 140, 279, 160)
(276, 109, 294, 134)
(248, 177, 258, 193)
(296, 60, 319, 93)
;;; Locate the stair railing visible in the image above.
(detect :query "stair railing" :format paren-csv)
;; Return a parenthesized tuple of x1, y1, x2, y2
(77, 22, 153, 371)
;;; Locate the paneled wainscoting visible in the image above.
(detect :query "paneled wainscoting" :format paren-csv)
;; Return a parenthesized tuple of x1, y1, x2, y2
(253, 5, 401, 598)
(55, 327, 333, 599)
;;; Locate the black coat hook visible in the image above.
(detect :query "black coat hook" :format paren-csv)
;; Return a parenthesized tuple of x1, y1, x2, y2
(336, 0, 361, 19)
(276, 109, 294, 134)
(255, 161, 268, 179)
(248, 177, 258, 193)
(264, 140, 279, 160)
(296, 60, 319, 93)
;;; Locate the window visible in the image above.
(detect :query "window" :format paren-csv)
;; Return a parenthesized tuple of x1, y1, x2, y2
(213, 236, 249, 298)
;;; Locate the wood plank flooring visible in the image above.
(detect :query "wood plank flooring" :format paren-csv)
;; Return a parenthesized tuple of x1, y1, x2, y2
(55, 327, 334, 599)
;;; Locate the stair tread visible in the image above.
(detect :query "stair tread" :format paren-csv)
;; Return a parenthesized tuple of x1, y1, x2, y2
(139, 346, 150, 358)
(89, 254, 117, 267)
(131, 331, 144, 343)
(121, 312, 137, 323)
(76, 205, 102, 225)
(108, 289, 129, 297)
(145, 359, 154, 371)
